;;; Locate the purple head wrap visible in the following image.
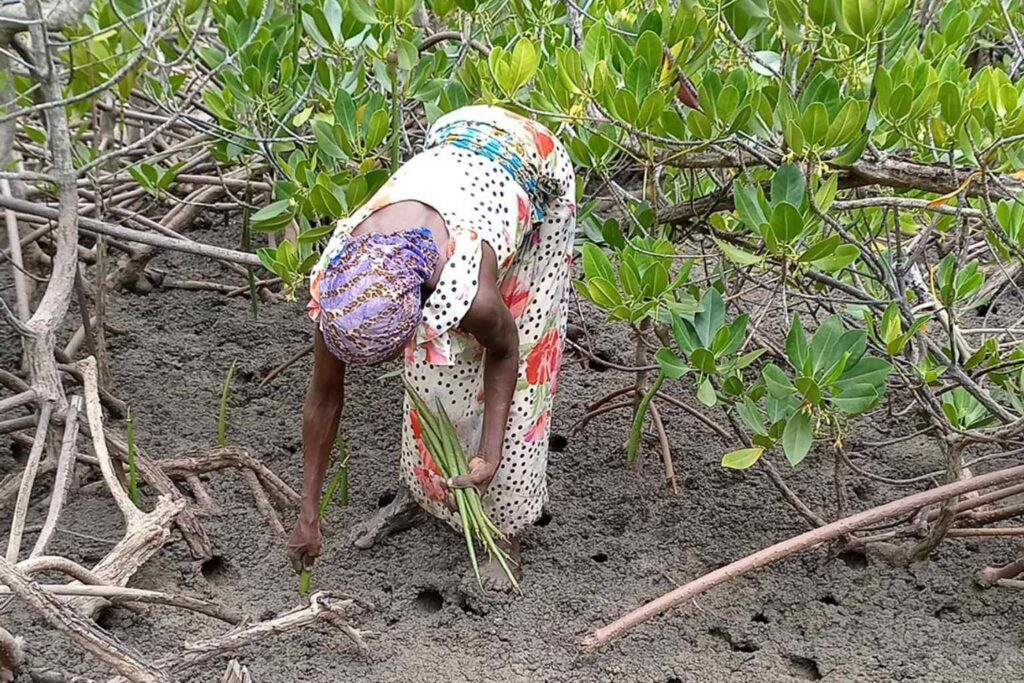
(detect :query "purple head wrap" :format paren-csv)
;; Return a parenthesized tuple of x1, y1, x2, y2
(317, 228, 439, 365)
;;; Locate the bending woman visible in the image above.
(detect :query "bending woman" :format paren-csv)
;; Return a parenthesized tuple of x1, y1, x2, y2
(287, 105, 576, 590)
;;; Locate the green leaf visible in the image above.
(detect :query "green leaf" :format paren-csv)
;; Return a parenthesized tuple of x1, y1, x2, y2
(810, 244, 861, 271)
(771, 164, 806, 209)
(834, 357, 891, 393)
(656, 348, 691, 379)
(348, 0, 378, 23)
(800, 102, 829, 146)
(841, 0, 881, 38)
(715, 238, 762, 266)
(691, 347, 718, 374)
(814, 174, 840, 213)
(697, 377, 717, 407)
(785, 314, 809, 373)
(831, 131, 869, 165)
(798, 235, 842, 263)
(737, 396, 768, 435)
(582, 244, 616, 283)
(312, 120, 346, 159)
(364, 109, 390, 151)
(763, 363, 796, 398)
(722, 447, 764, 470)
(508, 38, 539, 92)
(734, 183, 768, 232)
(770, 202, 805, 244)
(586, 278, 623, 309)
(693, 288, 727, 347)
(782, 409, 813, 466)
(832, 383, 881, 414)
(824, 99, 866, 148)
(794, 377, 822, 405)
(251, 199, 293, 231)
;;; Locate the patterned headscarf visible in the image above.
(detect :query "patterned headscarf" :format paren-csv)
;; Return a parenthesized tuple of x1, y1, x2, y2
(316, 228, 439, 365)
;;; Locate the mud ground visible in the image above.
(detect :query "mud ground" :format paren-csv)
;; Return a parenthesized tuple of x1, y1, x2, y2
(3, 221, 1024, 682)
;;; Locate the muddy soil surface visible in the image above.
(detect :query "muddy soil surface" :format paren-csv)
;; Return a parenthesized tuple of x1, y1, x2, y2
(3, 223, 1024, 682)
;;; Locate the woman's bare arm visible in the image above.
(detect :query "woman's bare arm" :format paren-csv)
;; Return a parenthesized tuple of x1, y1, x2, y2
(452, 244, 519, 491)
(287, 328, 346, 571)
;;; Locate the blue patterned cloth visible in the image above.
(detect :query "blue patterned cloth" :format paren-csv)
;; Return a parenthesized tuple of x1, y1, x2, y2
(428, 120, 547, 223)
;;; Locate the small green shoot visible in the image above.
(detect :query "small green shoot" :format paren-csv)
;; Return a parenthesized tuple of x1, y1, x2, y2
(126, 407, 139, 507)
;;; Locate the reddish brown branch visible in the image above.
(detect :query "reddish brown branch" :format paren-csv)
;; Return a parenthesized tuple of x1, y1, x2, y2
(583, 463, 1024, 648)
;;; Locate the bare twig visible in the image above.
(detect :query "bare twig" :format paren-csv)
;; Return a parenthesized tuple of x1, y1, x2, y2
(5, 400, 53, 562)
(583, 463, 1024, 648)
(29, 394, 81, 558)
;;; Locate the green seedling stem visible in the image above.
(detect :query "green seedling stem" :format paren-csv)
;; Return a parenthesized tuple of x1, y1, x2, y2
(126, 407, 139, 507)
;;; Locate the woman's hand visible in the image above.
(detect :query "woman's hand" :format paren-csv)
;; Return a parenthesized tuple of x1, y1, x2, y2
(448, 456, 499, 496)
(287, 513, 322, 573)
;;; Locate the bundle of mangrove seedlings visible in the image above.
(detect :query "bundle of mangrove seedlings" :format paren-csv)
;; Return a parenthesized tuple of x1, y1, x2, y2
(405, 383, 520, 592)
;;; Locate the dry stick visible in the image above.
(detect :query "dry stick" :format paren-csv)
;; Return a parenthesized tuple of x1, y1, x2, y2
(0, 415, 36, 434)
(185, 475, 220, 515)
(0, 584, 243, 624)
(1, 176, 31, 323)
(0, 196, 262, 266)
(947, 527, 1024, 537)
(72, 265, 98, 363)
(5, 401, 53, 563)
(653, 391, 731, 439)
(158, 447, 301, 507)
(582, 463, 1024, 648)
(29, 394, 81, 558)
(99, 434, 212, 559)
(571, 400, 635, 433)
(647, 402, 678, 495)
(978, 555, 1024, 587)
(909, 438, 966, 561)
(153, 594, 369, 675)
(242, 469, 285, 536)
(0, 389, 35, 415)
(0, 558, 172, 683)
(259, 342, 315, 388)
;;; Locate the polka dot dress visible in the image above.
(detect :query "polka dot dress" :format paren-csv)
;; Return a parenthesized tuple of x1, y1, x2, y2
(315, 106, 576, 536)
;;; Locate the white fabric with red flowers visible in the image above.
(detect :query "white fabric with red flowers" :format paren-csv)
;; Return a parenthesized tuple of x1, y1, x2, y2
(394, 105, 577, 535)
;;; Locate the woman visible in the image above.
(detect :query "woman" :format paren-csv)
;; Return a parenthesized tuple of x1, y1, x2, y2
(287, 105, 575, 590)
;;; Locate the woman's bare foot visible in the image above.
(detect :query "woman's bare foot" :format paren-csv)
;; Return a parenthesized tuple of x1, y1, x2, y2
(349, 486, 423, 549)
(480, 536, 521, 592)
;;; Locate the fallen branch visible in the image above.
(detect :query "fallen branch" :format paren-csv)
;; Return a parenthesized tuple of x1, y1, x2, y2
(0, 196, 262, 267)
(0, 583, 243, 624)
(5, 400, 53, 562)
(582, 462, 1024, 648)
(29, 394, 81, 558)
(0, 558, 171, 683)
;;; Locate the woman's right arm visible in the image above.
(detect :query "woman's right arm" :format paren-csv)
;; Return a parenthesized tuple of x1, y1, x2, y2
(287, 328, 345, 573)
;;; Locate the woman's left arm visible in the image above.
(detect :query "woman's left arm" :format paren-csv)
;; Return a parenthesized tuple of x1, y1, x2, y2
(450, 244, 519, 493)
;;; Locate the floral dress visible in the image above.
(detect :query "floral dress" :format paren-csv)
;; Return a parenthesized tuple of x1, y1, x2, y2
(310, 105, 576, 536)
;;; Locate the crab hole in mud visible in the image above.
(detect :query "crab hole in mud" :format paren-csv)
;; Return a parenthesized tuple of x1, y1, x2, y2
(591, 552, 608, 563)
(838, 547, 868, 570)
(534, 510, 553, 527)
(414, 588, 443, 613)
(377, 489, 396, 508)
(201, 555, 230, 584)
(548, 433, 569, 452)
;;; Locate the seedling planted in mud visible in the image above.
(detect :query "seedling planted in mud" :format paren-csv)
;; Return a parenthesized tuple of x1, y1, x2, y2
(299, 433, 350, 595)
(218, 360, 236, 447)
(126, 407, 139, 507)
